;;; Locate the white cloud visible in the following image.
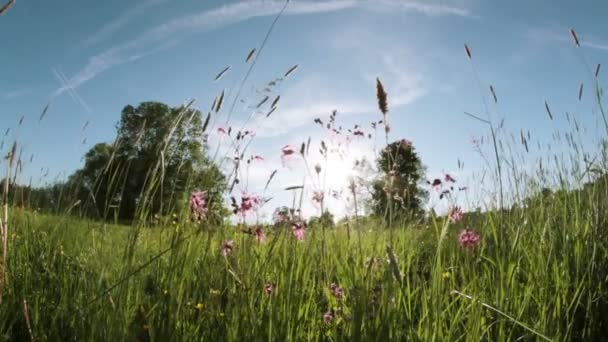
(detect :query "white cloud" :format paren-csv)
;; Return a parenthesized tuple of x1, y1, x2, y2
(53, 0, 471, 97)
(83, 0, 169, 47)
(371, 0, 472, 17)
(526, 27, 608, 52)
(2, 88, 30, 100)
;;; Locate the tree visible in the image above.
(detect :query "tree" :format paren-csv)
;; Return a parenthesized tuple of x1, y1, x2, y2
(370, 140, 427, 222)
(308, 210, 335, 229)
(68, 101, 226, 222)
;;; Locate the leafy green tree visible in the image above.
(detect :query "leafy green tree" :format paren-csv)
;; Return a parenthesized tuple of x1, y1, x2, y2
(69, 101, 226, 222)
(370, 140, 427, 222)
(308, 210, 335, 229)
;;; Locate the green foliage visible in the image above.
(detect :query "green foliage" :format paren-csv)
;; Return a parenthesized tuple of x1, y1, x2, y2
(308, 210, 335, 229)
(24, 102, 227, 223)
(370, 140, 427, 222)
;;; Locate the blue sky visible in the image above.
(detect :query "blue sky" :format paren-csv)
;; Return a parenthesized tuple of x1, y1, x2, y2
(1, 0, 608, 220)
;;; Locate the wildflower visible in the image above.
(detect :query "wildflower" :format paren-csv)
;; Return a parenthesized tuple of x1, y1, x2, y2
(254, 226, 266, 244)
(264, 282, 273, 296)
(442, 271, 451, 279)
(209, 289, 221, 295)
(400, 138, 412, 147)
(458, 228, 480, 249)
(312, 191, 324, 205)
(281, 145, 296, 167)
(444, 173, 456, 183)
(428, 178, 442, 187)
(274, 210, 288, 223)
(292, 222, 305, 241)
(449, 206, 464, 223)
(232, 192, 263, 217)
(195, 303, 204, 310)
(252, 155, 264, 162)
(323, 310, 334, 324)
(190, 191, 208, 221)
(329, 283, 345, 300)
(217, 127, 228, 135)
(220, 240, 234, 256)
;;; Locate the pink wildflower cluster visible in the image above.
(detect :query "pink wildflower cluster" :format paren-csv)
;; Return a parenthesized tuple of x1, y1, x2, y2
(273, 207, 301, 224)
(449, 206, 464, 223)
(312, 191, 324, 207)
(323, 310, 334, 324)
(220, 240, 234, 256)
(190, 191, 208, 222)
(254, 226, 266, 244)
(458, 228, 480, 249)
(292, 222, 306, 241)
(329, 283, 345, 300)
(264, 282, 274, 296)
(281, 145, 297, 167)
(231, 192, 263, 217)
(426, 173, 466, 200)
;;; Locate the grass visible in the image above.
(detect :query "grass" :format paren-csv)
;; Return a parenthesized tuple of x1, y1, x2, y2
(0, 185, 606, 341)
(1, 3, 607, 339)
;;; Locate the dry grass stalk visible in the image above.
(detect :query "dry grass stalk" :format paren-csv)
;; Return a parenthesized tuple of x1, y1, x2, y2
(284, 64, 298, 77)
(22, 299, 34, 342)
(376, 78, 388, 115)
(0, 142, 16, 303)
(570, 28, 580, 47)
(489, 85, 498, 103)
(544, 100, 553, 120)
(464, 43, 472, 60)
(0, 0, 15, 15)
(213, 66, 231, 82)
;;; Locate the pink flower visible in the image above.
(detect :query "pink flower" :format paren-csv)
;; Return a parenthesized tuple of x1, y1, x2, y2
(353, 129, 365, 137)
(252, 155, 264, 162)
(428, 178, 442, 187)
(264, 282, 273, 296)
(292, 222, 305, 241)
(449, 206, 464, 223)
(329, 283, 345, 300)
(445, 173, 456, 183)
(458, 228, 480, 249)
(232, 192, 263, 217)
(400, 138, 412, 147)
(312, 191, 324, 205)
(323, 310, 334, 324)
(220, 240, 234, 256)
(281, 145, 297, 167)
(254, 226, 266, 244)
(217, 127, 228, 135)
(190, 191, 208, 221)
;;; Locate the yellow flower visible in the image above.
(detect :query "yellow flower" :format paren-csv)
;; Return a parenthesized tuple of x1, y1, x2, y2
(442, 271, 451, 279)
(210, 289, 221, 295)
(195, 303, 204, 310)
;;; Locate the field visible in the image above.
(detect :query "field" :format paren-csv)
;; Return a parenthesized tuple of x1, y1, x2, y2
(2, 2, 608, 341)
(1, 184, 607, 341)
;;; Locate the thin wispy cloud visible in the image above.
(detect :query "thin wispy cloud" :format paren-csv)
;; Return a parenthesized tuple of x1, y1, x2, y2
(53, 0, 472, 98)
(82, 0, 169, 47)
(3, 88, 31, 100)
(527, 27, 608, 52)
(373, 0, 472, 17)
